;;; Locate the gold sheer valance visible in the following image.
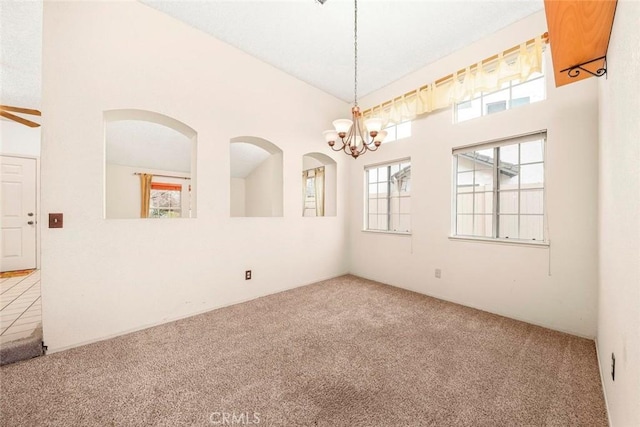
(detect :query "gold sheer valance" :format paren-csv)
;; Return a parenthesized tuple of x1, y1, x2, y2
(363, 33, 548, 124)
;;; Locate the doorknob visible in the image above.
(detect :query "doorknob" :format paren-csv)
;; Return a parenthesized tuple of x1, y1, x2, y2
(28, 212, 34, 216)
(28, 221, 34, 225)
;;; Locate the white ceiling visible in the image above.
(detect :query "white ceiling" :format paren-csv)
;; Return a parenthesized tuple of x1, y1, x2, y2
(0, 0, 42, 109)
(230, 142, 271, 178)
(140, 0, 544, 102)
(0, 0, 544, 112)
(1, 0, 543, 172)
(106, 120, 192, 173)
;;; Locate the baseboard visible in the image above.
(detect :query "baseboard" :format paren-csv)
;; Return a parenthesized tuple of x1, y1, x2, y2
(45, 271, 349, 355)
(349, 272, 595, 339)
(594, 338, 613, 426)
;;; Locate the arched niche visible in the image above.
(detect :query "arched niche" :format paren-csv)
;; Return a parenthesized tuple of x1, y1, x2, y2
(230, 136, 283, 217)
(302, 152, 337, 217)
(104, 109, 197, 219)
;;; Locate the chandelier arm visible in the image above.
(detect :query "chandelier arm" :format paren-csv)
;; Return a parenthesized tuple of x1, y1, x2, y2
(345, 119, 356, 152)
(343, 141, 351, 155)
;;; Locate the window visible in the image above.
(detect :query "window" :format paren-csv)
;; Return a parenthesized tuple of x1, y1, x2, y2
(454, 70, 545, 123)
(382, 121, 412, 143)
(453, 132, 546, 243)
(304, 173, 316, 215)
(302, 167, 324, 217)
(150, 182, 183, 218)
(365, 159, 411, 233)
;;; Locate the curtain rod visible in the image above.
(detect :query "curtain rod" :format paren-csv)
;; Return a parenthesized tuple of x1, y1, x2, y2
(133, 172, 190, 180)
(363, 32, 549, 115)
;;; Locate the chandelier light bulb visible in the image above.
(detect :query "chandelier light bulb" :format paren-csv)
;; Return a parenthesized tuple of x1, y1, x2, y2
(373, 130, 387, 147)
(332, 119, 353, 137)
(373, 129, 387, 143)
(323, 130, 338, 144)
(365, 117, 384, 135)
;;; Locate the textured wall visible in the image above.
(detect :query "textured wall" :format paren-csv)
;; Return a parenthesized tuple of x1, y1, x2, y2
(40, 0, 349, 351)
(348, 12, 600, 338)
(597, 1, 640, 425)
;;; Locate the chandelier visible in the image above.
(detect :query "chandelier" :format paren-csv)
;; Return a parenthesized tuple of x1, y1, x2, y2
(323, 0, 386, 159)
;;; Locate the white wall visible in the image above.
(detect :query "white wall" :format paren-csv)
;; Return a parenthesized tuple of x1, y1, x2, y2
(0, 120, 41, 157)
(347, 11, 600, 338)
(244, 153, 283, 217)
(230, 178, 246, 217)
(597, 1, 640, 425)
(40, 0, 349, 351)
(323, 163, 337, 217)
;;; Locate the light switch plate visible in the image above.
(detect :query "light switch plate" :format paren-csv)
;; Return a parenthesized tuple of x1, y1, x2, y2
(49, 213, 63, 228)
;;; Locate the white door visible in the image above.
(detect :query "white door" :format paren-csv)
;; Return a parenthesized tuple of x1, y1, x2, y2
(1, 156, 37, 272)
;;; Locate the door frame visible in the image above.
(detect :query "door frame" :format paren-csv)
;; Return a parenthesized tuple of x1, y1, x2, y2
(1, 154, 40, 271)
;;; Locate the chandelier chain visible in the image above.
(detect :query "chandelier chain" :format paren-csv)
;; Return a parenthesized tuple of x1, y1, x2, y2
(324, 0, 385, 159)
(354, 0, 358, 106)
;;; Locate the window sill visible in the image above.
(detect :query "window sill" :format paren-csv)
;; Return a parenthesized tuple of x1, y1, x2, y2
(362, 230, 412, 236)
(448, 235, 549, 248)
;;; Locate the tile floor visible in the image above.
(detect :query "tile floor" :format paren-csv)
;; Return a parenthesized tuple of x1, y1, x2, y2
(0, 270, 41, 345)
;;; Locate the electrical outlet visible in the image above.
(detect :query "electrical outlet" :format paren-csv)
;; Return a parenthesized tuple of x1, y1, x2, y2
(435, 269, 441, 279)
(611, 353, 615, 381)
(245, 270, 252, 280)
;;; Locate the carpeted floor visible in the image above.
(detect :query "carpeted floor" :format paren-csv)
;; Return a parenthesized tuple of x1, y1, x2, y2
(0, 275, 607, 426)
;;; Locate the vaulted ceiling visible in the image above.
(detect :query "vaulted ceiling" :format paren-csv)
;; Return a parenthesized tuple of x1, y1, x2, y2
(1, 0, 544, 110)
(1, 1, 543, 174)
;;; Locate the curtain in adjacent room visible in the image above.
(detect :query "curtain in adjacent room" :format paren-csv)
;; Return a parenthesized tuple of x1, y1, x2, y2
(302, 169, 309, 216)
(314, 167, 325, 217)
(140, 173, 153, 218)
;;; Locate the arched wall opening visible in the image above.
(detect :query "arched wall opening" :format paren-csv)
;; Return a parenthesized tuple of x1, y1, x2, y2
(302, 152, 337, 217)
(230, 136, 283, 217)
(104, 109, 197, 219)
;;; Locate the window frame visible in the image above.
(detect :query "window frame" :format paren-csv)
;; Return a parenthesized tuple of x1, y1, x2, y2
(364, 158, 412, 235)
(303, 168, 317, 217)
(382, 121, 412, 143)
(451, 132, 548, 246)
(453, 70, 546, 123)
(149, 181, 187, 219)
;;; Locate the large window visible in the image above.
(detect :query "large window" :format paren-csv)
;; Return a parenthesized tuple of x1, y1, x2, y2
(453, 132, 546, 243)
(365, 159, 411, 233)
(454, 70, 545, 123)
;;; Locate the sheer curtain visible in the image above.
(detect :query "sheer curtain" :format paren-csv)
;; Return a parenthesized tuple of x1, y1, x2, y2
(363, 34, 546, 124)
(314, 167, 325, 217)
(140, 173, 153, 218)
(302, 170, 309, 216)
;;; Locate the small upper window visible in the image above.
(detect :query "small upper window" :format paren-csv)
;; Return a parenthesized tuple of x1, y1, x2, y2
(454, 71, 545, 123)
(382, 121, 412, 143)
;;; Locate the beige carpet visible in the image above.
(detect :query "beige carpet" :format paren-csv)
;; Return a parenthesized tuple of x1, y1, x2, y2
(0, 275, 607, 426)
